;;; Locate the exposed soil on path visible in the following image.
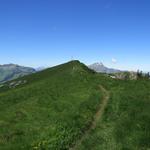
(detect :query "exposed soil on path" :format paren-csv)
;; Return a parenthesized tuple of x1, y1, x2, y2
(70, 85, 110, 150)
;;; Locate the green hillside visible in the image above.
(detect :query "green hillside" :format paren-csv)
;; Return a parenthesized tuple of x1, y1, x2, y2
(0, 60, 150, 150)
(0, 61, 103, 150)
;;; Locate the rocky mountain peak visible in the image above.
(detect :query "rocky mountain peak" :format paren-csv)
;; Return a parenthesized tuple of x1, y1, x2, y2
(88, 62, 121, 74)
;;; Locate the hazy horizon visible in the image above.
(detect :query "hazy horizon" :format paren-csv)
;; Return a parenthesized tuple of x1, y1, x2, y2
(1, 0, 150, 71)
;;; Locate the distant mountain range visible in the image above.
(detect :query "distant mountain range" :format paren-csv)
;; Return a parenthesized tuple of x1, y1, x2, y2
(0, 64, 36, 83)
(88, 62, 121, 73)
(0, 62, 136, 83)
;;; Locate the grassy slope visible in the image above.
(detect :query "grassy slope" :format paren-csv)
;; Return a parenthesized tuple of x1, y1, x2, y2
(0, 61, 103, 150)
(1, 60, 150, 150)
(78, 79, 150, 150)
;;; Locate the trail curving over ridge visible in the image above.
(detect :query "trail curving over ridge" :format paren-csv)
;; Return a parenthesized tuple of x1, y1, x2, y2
(70, 85, 110, 150)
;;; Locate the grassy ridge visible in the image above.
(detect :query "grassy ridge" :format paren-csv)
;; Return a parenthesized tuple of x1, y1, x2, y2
(1, 60, 150, 150)
(0, 61, 102, 150)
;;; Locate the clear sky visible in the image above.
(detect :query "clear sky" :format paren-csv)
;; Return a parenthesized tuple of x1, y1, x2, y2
(0, 0, 150, 71)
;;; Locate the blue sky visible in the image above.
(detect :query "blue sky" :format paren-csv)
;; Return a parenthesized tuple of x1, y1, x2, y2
(0, 0, 150, 71)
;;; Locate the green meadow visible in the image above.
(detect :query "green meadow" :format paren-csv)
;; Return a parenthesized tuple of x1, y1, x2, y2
(78, 79, 150, 150)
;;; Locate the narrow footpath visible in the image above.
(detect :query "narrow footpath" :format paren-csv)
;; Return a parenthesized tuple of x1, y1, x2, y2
(70, 85, 110, 150)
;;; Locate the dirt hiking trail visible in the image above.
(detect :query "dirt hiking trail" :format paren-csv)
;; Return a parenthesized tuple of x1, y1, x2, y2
(70, 85, 110, 150)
